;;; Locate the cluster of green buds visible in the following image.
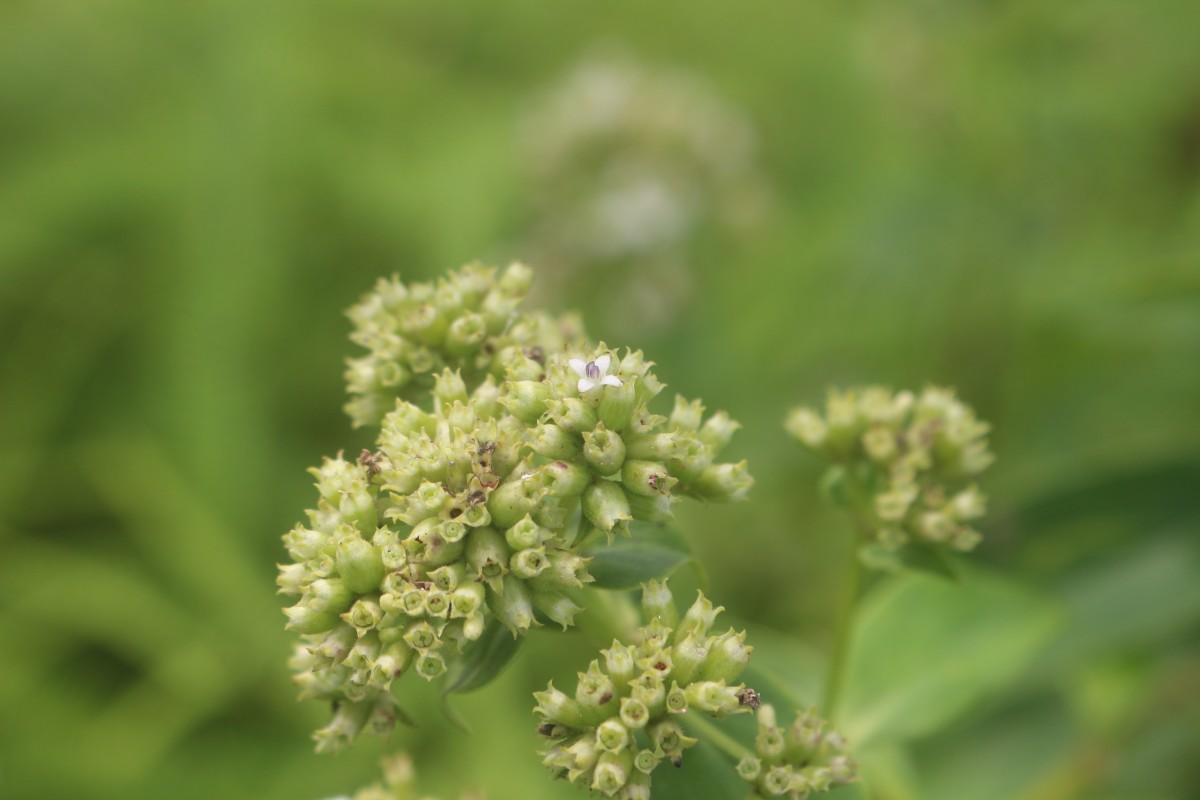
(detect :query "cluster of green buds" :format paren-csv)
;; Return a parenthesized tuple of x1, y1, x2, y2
(736, 705, 855, 799)
(534, 581, 759, 798)
(517, 49, 770, 335)
(280, 263, 752, 752)
(343, 261, 582, 427)
(785, 386, 993, 552)
(321, 752, 481, 800)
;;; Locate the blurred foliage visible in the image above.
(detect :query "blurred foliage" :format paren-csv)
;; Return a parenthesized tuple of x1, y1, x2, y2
(1, 1, 1198, 799)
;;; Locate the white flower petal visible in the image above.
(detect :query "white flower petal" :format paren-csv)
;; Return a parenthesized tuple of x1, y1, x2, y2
(600, 375, 623, 388)
(568, 358, 588, 378)
(594, 353, 611, 373)
(578, 378, 597, 393)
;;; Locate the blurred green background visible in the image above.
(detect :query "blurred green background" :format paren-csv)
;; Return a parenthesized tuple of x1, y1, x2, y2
(2, 1, 1198, 799)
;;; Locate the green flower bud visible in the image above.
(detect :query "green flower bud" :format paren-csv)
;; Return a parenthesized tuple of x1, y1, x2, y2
(862, 425, 897, 463)
(335, 531, 385, 594)
(433, 369, 468, 406)
(763, 765, 794, 796)
(684, 681, 743, 716)
(737, 756, 762, 782)
(647, 718, 696, 762)
(597, 375, 637, 431)
(535, 682, 589, 729)
(542, 460, 590, 498)
(449, 582, 485, 618)
(700, 629, 752, 683)
(784, 407, 828, 451)
(583, 480, 632, 533)
(691, 461, 754, 502)
(511, 546, 550, 579)
(633, 748, 661, 775)
(641, 579, 679, 627)
(917, 510, 956, 542)
(505, 515, 546, 550)
(592, 751, 632, 797)
(423, 588, 451, 618)
(343, 597, 384, 634)
(629, 672, 666, 717)
(461, 612, 486, 641)
(626, 491, 676, 524)
(547, 397, 598, 434)
(949, 485, 986, 520)
(466, 526, 510, 583)
(313, 698, 373, 754)
(305, 578, 354, 614)
(625, 432, 681, 461)
(669, 634, 708, 686)
(583, 424, 627, 476)
(699, 411, 740, 452)
(603, 642, 637, 694)
(460, 502, 492, 529)
(499, 261, 534, 296)
(403, 620, 439, 651)
(621, 460, 676, 497)
(530, 549, 593, 591)
(533, 590, 583, 630)
(344, 633, 382, 671)
(369, 641, 413, 686)
(596, 718, 631, 753)
(470, 374, 503, 419)
(674, 592, 723, 643)
(487, 476, 548, 529)
(284, 604, 339, 635)
(665, 681, 688, 714)
(576, 661, 618, 725)
(875, 485, 917, 522)
(276, 563, 307, 596)
(755, 706, 785, 760)
(618, 697, 650, 730)
(309, 623, 357, 666)
(530, 423, 582, 460)
(489, 574, 536, 635)
(428, 563, 466, 592)
(502, 380, 551, 424)
(415, 650, 447, 680)
(285, 526, 329, 561)
(622, 769, 652, 800)
(670, 396, 705, 432)
(445, 311, 487, 356)
(496, 345, 545, 382)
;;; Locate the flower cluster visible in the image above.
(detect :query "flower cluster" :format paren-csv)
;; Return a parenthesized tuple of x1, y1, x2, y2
(322, 753, 481, 800)
(785, 386, 993, 552)
(343, 262, 582, 428)
(280, 264, 752, 752)
(534, 581, 758, 798)
(736, 705, 855, 799)
(518, 49, 770, 334)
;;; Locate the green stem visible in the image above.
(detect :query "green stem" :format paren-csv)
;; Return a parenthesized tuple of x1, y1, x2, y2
(682, 712, 754, 763)
(821, 517, 866, 721)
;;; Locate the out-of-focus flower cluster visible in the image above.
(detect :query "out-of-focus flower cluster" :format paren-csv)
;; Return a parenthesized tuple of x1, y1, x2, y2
(518, 49, 770, 333)
(280, 264, 752, 752)
(320, 752, 482, 800)
(785, 386, 993, 552)
(534, 581, 758, 799)
(736, 705, 855, 800)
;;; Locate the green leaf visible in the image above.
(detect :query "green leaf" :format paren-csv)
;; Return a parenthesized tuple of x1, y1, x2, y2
(858, 542, 962, 581)
(582, 524, 693, 590)
(840, 569, 1061, 747)
(441, 618, 524, 695)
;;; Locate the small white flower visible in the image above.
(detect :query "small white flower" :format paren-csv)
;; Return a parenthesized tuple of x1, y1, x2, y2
(568, 354, 623, 393)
